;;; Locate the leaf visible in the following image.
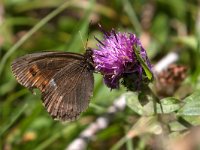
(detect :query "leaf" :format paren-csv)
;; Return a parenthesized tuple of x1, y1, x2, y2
(127, 116, 161, 138)
(173, 36, 197, 50)
(126, 92, 146, 115)
(178, 91, 200, 115)
(147, 97, 182, 114)
(126, 93, 182, 115)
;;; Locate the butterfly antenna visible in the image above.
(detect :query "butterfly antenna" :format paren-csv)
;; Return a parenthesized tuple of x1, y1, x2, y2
(85, 20, 93, 49)
(79, 31, 86, 50)
(79, 21, 92, 50)
(85, 31, 89, 49)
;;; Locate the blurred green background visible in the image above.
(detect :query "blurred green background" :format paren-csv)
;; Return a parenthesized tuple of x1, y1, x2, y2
(0, 0, 200, 149)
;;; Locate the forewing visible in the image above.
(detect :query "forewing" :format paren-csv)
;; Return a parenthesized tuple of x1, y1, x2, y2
(41, 62, 94, 121)
(11, 52, 83, 92)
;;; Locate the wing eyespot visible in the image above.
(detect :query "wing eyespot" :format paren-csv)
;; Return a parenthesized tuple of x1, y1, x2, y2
(29, 66, 38, 76)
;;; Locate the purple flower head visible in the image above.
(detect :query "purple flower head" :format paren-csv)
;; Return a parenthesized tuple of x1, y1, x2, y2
(92, 28, 153, 91)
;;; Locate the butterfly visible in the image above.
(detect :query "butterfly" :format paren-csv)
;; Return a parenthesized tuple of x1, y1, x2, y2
(11, 49, 94, 121)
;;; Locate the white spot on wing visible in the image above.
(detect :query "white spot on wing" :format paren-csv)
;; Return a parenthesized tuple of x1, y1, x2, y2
(49, 79, 57, 88)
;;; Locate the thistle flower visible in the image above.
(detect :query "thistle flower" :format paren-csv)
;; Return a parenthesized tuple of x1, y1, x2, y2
(92, 28, 153, 92)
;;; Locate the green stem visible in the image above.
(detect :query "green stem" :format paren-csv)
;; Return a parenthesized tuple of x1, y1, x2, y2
(177, 116, 193, 128)
(122, 0, 142, 34)
(152, 96, 157, 115)
(146, 86, 163, 114)
(0, 104, 27, 137)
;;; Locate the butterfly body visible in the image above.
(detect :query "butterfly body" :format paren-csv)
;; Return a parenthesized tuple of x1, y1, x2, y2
(11, 49, 94, 121)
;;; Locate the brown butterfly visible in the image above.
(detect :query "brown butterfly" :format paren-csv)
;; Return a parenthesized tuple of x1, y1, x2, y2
(11, 49, 94, 121)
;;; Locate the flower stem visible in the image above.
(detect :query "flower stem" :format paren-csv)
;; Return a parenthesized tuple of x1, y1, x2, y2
(143, 86, 163, 114)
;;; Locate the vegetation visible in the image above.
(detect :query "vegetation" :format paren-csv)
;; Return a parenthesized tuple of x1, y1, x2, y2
(0, 0, 200, 149)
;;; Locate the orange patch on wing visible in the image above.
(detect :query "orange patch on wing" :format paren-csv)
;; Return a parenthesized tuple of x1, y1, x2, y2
(27, 65, 50, 92)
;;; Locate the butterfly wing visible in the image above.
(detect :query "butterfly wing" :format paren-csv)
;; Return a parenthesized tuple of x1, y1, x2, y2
(11, 52, 94, 121)
(42, 62, 94, 121)
(11, 52, 84, 91)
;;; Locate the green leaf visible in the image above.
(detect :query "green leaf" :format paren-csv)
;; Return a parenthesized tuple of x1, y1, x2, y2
(144, 97, 182, 114)
(126, 92, 146, 115)
(126, 93, 182, 115)
(173, 36, 197, 50)
(178, 91, 200, 115)
(134, 45, 153, 80)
